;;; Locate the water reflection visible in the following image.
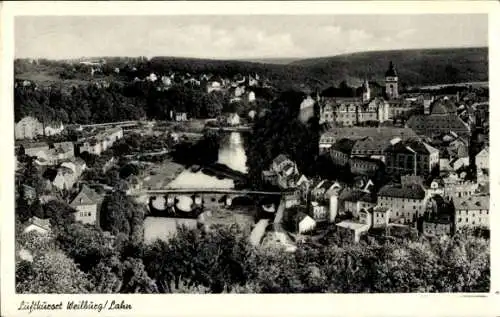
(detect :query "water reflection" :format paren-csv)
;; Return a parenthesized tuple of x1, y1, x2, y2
(217, 132, 248, 174)
(167, 170, 235, 189)
(166, 132, 247, 190)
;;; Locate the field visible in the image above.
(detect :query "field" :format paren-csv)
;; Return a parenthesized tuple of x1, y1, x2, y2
(201, 206, 255, 231)
(142, 159, 186, 190)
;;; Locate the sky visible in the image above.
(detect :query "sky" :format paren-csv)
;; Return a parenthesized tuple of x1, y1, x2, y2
(15, 14, 488, 60)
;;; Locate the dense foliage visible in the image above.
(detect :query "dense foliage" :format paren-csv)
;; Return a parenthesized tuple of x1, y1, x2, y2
(14, 81, 231, 125)
(15, 220, 489, 293)
(246, 90, 321, 187)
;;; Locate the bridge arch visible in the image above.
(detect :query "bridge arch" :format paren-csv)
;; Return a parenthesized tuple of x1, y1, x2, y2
(227, 195, 255, 207)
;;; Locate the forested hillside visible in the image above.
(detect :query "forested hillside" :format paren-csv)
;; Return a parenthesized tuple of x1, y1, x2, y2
(290, 47, 488, 88)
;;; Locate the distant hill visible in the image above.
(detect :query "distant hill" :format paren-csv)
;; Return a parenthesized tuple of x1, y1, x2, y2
(290, 47, 488, 88)
(239, 58, 300, 65)
(15, 47, 488, 91)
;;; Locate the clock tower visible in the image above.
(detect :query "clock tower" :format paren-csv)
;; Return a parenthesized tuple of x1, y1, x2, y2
(385, 61, 399, 99)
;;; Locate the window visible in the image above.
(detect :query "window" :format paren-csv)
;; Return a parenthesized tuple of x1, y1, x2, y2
(466, 218, 469, 223)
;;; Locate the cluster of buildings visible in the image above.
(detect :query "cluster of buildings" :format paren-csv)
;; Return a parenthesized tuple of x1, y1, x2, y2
(259, 146, 489, 245)
(135, 71, 263, 104)
(17, 125, 128, 235)
(320, 127, 440, 178)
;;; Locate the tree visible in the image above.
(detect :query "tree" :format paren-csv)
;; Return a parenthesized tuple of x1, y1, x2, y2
(100, 192, 132, 236)
(22, 158, 46, 195)
(15, 197, 32, 223)
(143, 224, 252, 293)
(56, 222, 114, 272)
(43, 200, 76, 229)
(16, 251, 93, 293)
(246, 90, 320, 187)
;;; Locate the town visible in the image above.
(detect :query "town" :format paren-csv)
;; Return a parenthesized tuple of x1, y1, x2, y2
(14, 52, 490, 293)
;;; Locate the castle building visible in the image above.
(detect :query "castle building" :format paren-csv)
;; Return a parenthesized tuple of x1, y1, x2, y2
(385, 61, 399, 100)
(319, 97, 390, 126)
(319, 62, 407, 126)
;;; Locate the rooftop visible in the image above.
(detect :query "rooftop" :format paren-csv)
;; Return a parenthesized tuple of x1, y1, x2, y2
(336, 220, 368, 231)
(331, 138, 357, 155)
(378, 184, 426, 200)
(28, 216, 51, 231)
(320, 127, 418, 143)
(273, 154, 291, 166)
(406, 114, 470, 134)
(341, 189, 376, 203)
(70, 185, 103, 206)
(430, 100, 457, 115)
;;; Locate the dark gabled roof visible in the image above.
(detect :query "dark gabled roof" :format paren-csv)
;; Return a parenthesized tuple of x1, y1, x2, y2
(273, 154, 290, 166)
(430, 100, 457, 115)
(70, 185, 103, 206)
(385, 61, 397, 77)
(406, 114, 470, 134)
(378, 184, 426, 200)
(352, 137, 393, 154)
(331, 138, 356, 155)
(321, 127, 418, 142)
(341, 189, 376, 203)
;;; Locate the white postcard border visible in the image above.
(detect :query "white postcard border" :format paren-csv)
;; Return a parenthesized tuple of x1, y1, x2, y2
(1, 1, 499, 317)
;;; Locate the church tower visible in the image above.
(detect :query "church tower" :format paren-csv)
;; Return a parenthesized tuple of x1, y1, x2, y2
(385, 61, 399, 99)
(362, 79, 370, 102)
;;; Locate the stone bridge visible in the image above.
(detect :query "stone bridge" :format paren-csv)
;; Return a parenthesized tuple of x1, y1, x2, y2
(129, 188, 282, 209)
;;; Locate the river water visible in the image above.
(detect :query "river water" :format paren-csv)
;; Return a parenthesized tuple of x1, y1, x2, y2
(168, 132, 247, 189)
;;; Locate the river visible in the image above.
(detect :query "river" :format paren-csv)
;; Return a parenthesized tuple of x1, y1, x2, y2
(168, 132, 247, 189)
(149, 132, 248, 210)
(145, 132, 252, 242)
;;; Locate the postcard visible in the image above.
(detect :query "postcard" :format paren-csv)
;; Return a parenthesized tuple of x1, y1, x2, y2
(1, 1, 499, 317)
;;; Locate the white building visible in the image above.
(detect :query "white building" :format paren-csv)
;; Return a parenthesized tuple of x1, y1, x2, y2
(476, 147, 489, 170)
(453, 195, 489, 230)
(70, 185, 104, 225)
(297, 212, 317, 234)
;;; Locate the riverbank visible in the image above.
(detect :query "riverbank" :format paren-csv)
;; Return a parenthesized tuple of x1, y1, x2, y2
(142, 158, 185, 190)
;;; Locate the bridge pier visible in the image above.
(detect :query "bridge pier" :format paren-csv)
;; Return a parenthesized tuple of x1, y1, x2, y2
(132, 189, 282, 212)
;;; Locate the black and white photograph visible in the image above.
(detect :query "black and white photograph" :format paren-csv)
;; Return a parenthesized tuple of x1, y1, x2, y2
(2, 1, 497, 309)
